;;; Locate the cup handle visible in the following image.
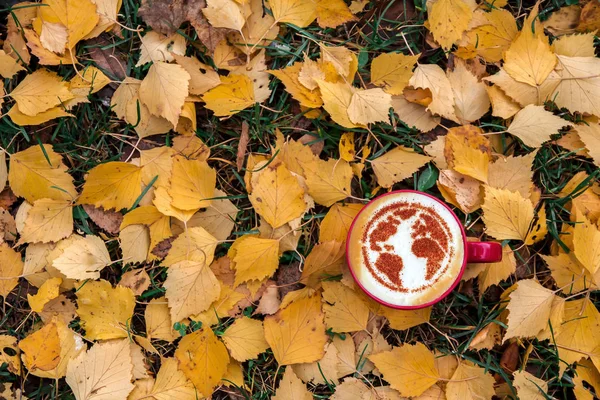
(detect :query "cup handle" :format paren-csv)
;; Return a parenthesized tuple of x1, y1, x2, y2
(466, 242, 502, 263)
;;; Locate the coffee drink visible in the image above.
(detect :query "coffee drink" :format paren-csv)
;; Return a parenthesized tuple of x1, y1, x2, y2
(347, 192, 464, 307)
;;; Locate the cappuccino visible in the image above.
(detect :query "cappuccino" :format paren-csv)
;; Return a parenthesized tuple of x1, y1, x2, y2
(347, 192, 464, 307)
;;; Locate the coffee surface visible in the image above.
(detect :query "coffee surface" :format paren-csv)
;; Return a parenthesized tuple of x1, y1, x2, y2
(348, 192, 464, 306)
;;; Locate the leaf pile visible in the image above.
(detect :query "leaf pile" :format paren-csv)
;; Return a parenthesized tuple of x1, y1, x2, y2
(1, 0, 600, 398)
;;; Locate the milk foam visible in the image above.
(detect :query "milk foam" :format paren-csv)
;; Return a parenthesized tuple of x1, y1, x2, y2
(348, 192, 464, 307)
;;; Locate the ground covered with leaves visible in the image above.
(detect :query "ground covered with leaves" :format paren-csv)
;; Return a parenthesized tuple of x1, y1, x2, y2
(1, 0, 600, 398)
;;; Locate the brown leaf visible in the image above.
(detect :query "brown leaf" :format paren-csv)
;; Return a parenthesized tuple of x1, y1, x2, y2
(185, 0, 231, 51)
(298, 134, 324, 156)
(85, 36, 127, 81)
(500, 342, 519, 374)
(0, 188, 17, 210)
(82, 204, 123, 235)
(253, 282, 280, 315)
(119, 269, 151, 296)
(237, 121, 250, 171)
(138, 0, 188, 36)
(276, 262, 303, 299)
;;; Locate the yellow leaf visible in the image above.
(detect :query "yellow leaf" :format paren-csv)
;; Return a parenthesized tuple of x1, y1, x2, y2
(409, 64, 457, 122)
(222, 316, 269, 362)
(119, 225, 150, 264)
(163, 226, 219, 267)
(9, 69, 73, 116)
(190, 283, 246, 326)
(371, 52, 419, 95)
(513, 370, 548, 400)
(339, 132, 355, 162)
(139, 61, 190, 126)
(76, 279, 135, 340)
(264, 294, 327, 365)
(481, 186, 535, 241)
(164, 260, 221, 323)
(320, 44, 355, 79)
(184, 190, 238, 240)
(303, 158, 352, 206)
(322, 281, 369, 332)
(507, 105, 571, 147)
(203, 0, 245, 30)
(469, 322, 502, 351)
(148, 358, 197, 400)
(39, 0, 99, 48)
(292, 341, 339, 384)
(553, 32, 596, 57)
(347, 88, 392, 125)
(488, 152, 536, 198)
(486, 85, 520, 119)
(428, 0, 473, 50)
(52, 235, 110, 280)
(273, 367, 312, 400)
(554, 298, 600, 373)
(173, 54, 221, 95)
(20, 199, 73, 243)
(202, 74, 255, 117)
(78, 161, 142, 211)
(319, 203, 363, 243)
(369, 343, 439, 397)
(66, 340, 134, 400)
(503, 26, 557, 86)
(229, 236, 280, 285)
(0, 335, 21, 375)
(229, 0, 278, 54)
(23, 28, 72, 65)
(458, 9, 517, 63)
(19, 321, 61, 374)
(575, 123, 600, 167)
(68, 66, 111, 97)
(316, 80, 359, 128)
(448, 61, 490, 124)
(445, 360, 495, 400)
(270, 62, 323, 108)
(504, 279, 555, 341)
(551, 55, 600, 117)
(315, 0, 356, 28)
(28, 277, 61, 313)
(168, 156, 216, 210)
(391, 95, 441, 132)
(382, 306, 432, 330)
(371, 145, 431, 188)
(0, 49, 25, 78)
(267, 0, 317, 27)
(121, 206, 172, 253)
(7, 104, 73, 126)
(0, 242, 24, 299)
(139, 146, 175, 188)
(249, 162, 306, 228)
(573, 212, 600, 274)
(445, 125, 490, 182)
(175, 327, 230, 397)
(300, 240, 345, 287)
(542, 253, 592, 294)
(469, 244, 516, 292)
(145, 297, 179, 342)
(136, 31, 186, 67)
(83, 0, 122, 39)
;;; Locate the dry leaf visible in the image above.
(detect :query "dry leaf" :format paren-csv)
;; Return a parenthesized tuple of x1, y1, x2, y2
(445, 360, 495, 400)
(273, 367, 312, 400)
(504, 279, 555, 341)
(507, 105, 571, 148)
(371, 146, 432, 188)
(202, 74, 255, 116)
(78, 162, 142, 211)
(222, 316, 269, 361)
(139, 61, 190, 126)
(322, 281, 370, 332)
(428, 0, 473, 50)
(513, 370, 548, 400)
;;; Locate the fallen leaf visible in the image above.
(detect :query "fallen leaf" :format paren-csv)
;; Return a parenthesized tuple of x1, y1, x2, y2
(371, 52, 419, 95)
(148, 357, 198, 399)
(0, 50, 25, 78)
(447, 60, 490, 124)
(249, 162, 307, 228)
(542, 253, 591, 294)
(445, 360, 495, 400)
(229, 236, 280, 285)
(20, 199, 73, 243)
(78, 161, 142, 211)
(428, 0, 473, 50)
(504, 279, 555, 341)
(320, 203, 363, 243)
(486, 85, 521, 119)
(322, 281, 369, 332)
(445, 125, 490, 183)
(301, 240, 345, 287)
(271, 63, 323, 109)
(507, 105, 571, 148)
(552, 32, 596, 57)
(139, 61, 190, 126)
(273, 367, 312, 400)
(175, 327, 230, 397)
(76, 279, 135, 340)
(222, 316, 269, 361)
(163, 226, 219, 267)
(0, 335, 21, 375)
(369, 343, 439, 397)
(371, 145, 432, 188)
(572, 211, 600, 274)
(39, 0, 100, 49)
(164, 260, 221, 323)
(19, 321, 61, 374)
(136, 31, 186, 67)
(169, 156, 216, 210)
(481, 186, 536, 241)
(0, 243, 24, 299)
(382, 306, 432, 330)
(66, 339, 134, 400)
(513, 370, 548, 400)
(28, 277, 61, 313)
(410, 64, 457, 122)
(574, 123, 600, 167)
(303, 158, 352, 206)
(264, 294, 327, 365)
(347, 88, 392, 125)
(202, 74, 255, 116)
(292, 341, 339, 384)
(82, 205, 123, 235)
(202, 0, 245, 30)
(316, 80, 359, 128)
(267, 0, 317, 27)
(119, 268, 151, 296)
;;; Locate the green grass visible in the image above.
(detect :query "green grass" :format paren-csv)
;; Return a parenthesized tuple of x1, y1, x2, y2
(1, 0, 599, 398)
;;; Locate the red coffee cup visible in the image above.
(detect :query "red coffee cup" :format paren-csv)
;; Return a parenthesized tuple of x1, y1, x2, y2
(346, 190, 502, 310)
